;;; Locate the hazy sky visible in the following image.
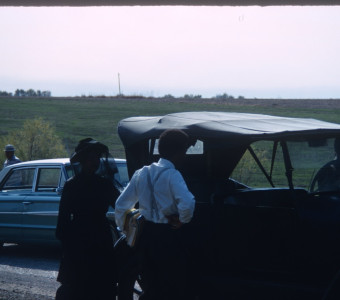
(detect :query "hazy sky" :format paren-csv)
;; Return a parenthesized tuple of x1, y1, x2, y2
(1, 6, 340, 98)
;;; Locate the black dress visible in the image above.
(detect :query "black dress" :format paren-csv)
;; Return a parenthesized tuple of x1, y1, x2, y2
(56, 172, 120, 299)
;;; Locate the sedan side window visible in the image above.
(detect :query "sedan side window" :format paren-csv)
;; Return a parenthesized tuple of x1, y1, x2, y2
(2, 168, 35, 190)
(36, 168, 61, 192)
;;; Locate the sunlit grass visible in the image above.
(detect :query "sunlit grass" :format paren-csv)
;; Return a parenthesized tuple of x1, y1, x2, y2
(1, 97, 339, 158)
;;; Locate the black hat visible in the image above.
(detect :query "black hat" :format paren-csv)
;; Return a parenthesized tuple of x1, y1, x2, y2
(70, 138, 109, 164)
(4, 144, 15, 152)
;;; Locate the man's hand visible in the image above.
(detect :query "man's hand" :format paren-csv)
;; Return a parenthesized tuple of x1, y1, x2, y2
(165, 214, 183, 229)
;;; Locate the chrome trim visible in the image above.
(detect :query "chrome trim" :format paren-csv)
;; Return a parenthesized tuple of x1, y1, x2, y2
(22, 211, 59, 216)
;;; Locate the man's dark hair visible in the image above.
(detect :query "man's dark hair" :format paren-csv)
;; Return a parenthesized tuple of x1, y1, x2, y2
(158, 129, 189, 160)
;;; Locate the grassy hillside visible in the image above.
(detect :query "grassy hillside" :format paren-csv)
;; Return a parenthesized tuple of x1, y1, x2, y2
(1, 96, 340, 158)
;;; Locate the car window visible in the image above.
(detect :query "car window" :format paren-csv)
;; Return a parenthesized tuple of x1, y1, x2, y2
(287, 138, 339, 192)
(231, 138, 340, 192)
(2, 168, 35, 191)
(231, 140, 286, 188)
(115, 162, 129, 187)
(36, 167, 61, 192)
(151, 139, 203, 155)
(65, 164, 75, 180)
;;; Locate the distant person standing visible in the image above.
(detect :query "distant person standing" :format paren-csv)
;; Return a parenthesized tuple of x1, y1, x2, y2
(3, 144, 21, 168)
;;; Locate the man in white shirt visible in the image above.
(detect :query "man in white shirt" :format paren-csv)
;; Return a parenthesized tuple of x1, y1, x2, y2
(115, 129, 195, 300)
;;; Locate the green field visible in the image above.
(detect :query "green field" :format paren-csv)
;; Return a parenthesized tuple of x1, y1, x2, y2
(1, 96, 340, 158)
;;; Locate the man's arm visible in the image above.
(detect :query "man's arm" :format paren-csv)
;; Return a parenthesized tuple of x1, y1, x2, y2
(169, 171, 195, 224)
(114, 171, 140, 229)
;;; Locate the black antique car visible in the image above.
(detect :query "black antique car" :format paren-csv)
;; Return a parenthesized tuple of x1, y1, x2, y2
(116, 112, 340, 300)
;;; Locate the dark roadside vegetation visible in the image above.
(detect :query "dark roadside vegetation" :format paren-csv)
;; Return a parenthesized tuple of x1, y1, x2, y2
(1, 96, 340, 159)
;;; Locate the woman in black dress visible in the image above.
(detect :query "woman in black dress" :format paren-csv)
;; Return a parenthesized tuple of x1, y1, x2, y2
(56, 138, 120, 300)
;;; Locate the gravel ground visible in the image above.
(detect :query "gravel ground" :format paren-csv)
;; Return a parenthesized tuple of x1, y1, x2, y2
(0, 244, 60, 300)
(0, 244, 139, 300)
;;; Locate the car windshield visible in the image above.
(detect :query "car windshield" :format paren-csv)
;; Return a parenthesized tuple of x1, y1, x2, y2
(115, 162, 129, 188)
(65, 165, 74, 179)
(67, 159, 128, 188)
(231, 137, 340, 193)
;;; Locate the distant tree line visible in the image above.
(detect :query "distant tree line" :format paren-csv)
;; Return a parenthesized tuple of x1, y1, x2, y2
(76, 92, 245, 100)
(213, 93, 245, 100)
(0, 89, 52, 97)
(0, 90, 245, 100)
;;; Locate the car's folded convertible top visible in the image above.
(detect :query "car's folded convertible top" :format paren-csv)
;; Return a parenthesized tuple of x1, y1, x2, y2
(118, 112, 340, 147)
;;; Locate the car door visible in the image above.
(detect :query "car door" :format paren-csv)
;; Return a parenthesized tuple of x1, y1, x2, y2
(219, 140, 300, 270)
(297, 192, 340, 271)
(21, 165, 65, 243)
(0, 167, 36, 243)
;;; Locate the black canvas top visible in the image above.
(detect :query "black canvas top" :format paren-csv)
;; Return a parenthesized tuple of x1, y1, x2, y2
(118, 112, 340, 147)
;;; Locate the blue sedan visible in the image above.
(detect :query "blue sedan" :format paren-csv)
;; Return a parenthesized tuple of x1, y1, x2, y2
(0, 158, 127, 247)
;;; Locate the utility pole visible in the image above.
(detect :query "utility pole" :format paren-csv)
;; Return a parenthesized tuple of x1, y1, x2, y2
(118, 73, 121, 95)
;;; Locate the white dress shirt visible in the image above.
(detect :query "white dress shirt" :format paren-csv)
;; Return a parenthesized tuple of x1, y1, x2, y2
(115, 158, 195, 230)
